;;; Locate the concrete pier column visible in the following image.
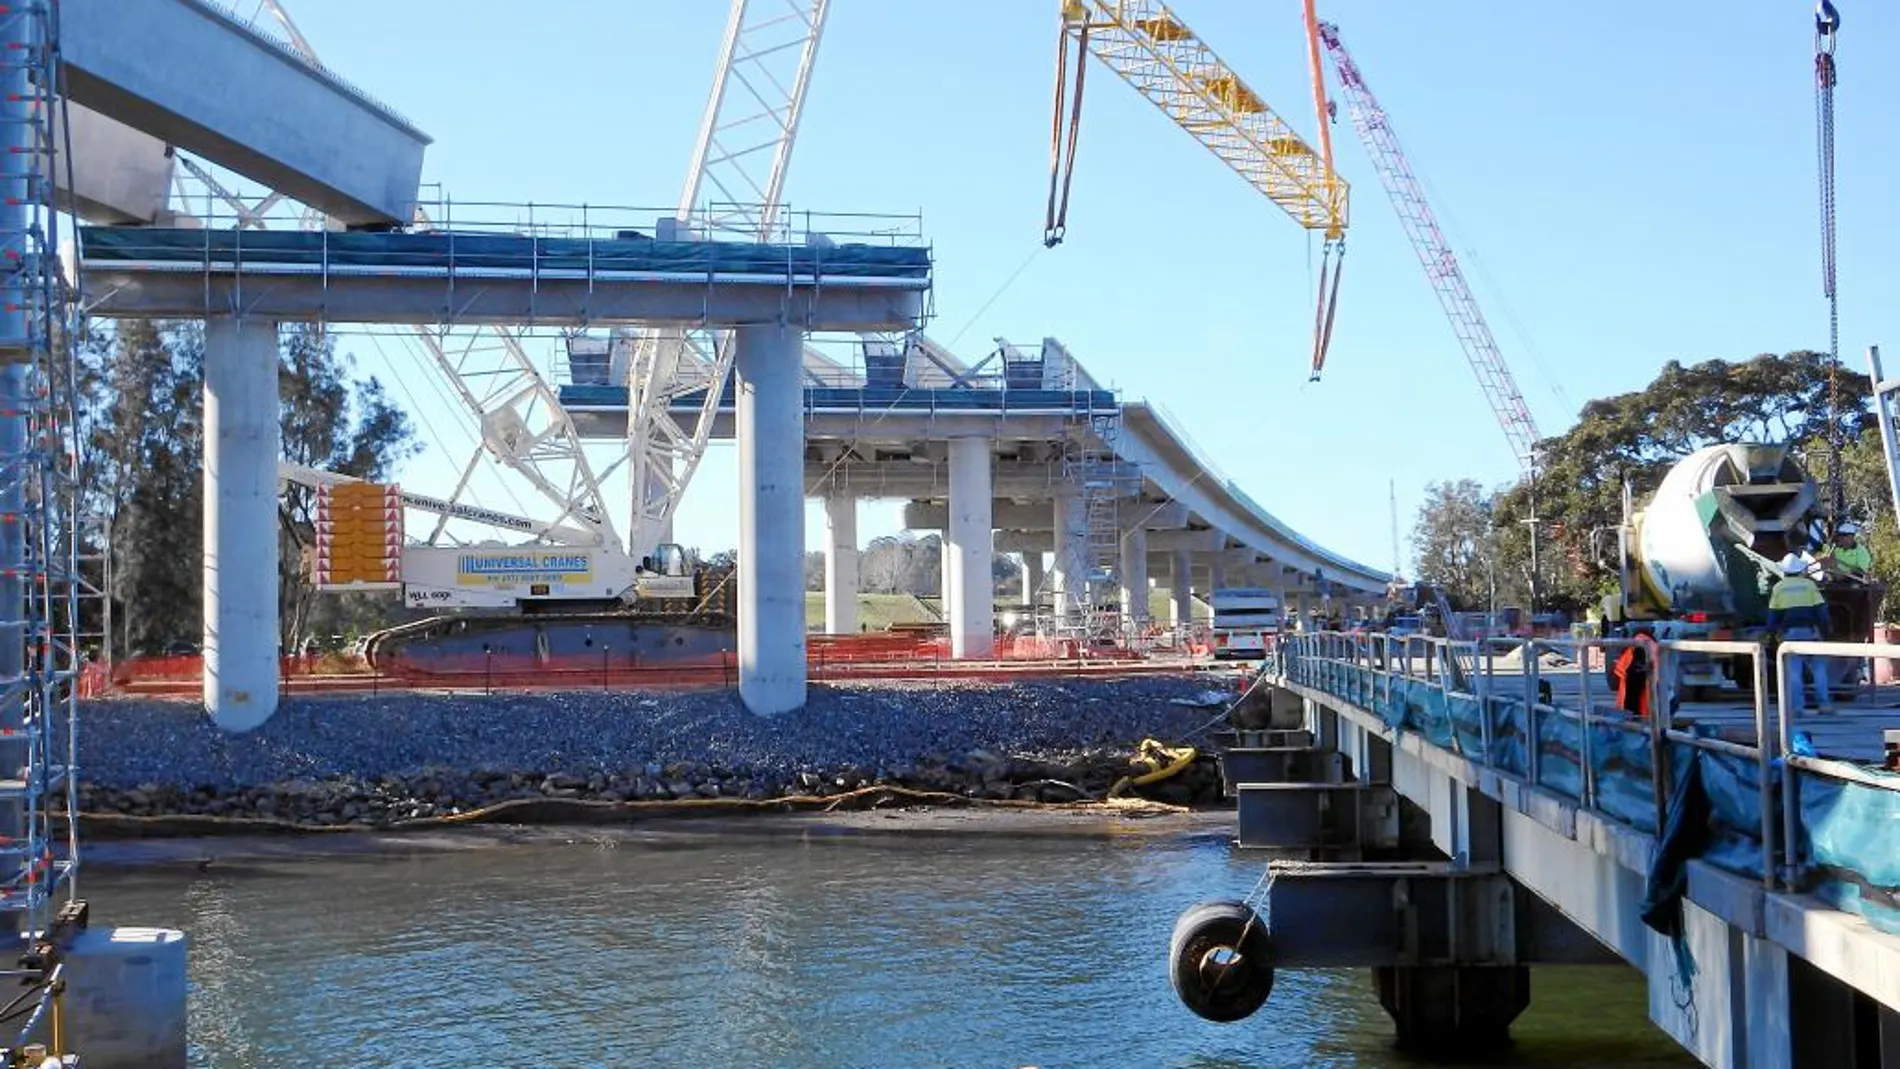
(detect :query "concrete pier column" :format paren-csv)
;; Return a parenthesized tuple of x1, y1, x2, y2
(1019, 552, 1044, 606)
(1208, 556, 1228, 593)
(1051, 494, 1088, 625)
(823, 492, 857, 635)
(1374, 965, 1530, 1055)
(1118, 527, 1149, 632)
(734, 322, 806, 715)
(946, 437, 994, 658)
(203, 316, 281, 731)
(1169, 550, 1193, 628)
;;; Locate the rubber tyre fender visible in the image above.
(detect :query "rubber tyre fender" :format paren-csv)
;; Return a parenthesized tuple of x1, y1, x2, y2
(1169, 899, 1275, 1023)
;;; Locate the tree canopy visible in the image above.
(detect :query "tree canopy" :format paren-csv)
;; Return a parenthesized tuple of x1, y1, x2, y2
(87, 322, 419, 656)
(1411, 351, 1879, 613)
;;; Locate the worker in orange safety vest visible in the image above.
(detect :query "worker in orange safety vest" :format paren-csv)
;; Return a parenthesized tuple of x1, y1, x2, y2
(1611, 628, 1661, 718)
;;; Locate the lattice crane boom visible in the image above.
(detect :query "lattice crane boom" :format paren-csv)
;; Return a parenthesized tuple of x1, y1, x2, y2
(1056, 0, 1347, 235)
(1046, 0, 1351, 378)
(1316, 21, 1542, 467)
(624, 0, 831, 565)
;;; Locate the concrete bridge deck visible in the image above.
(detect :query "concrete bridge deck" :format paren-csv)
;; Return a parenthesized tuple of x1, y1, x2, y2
(75, 225, 931, 331)
(60, 0, 429, 226)
(555, 350, 1391, 640)
(1266, 631, 1900, 1068)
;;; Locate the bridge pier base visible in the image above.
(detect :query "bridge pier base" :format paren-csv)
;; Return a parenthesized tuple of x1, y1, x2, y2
(823, 493, 858, 635)
(734, 322, 806, 715)
(945, 436, 993, 659)
(1050, 494, 1086, 628)
(203, 315, 280, 731)
(1019, 552, 1043, 606)
(1168, 550, 1192, 627)
(1374, 964, 1530, 1055)
(1118, 527, 1147, 632)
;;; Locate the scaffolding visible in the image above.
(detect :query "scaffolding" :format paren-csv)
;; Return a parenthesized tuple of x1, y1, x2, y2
(0, 0, 82, 953)
(1047, 341, 1124, 641)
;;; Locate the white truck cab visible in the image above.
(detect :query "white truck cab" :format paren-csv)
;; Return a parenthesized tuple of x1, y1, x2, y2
(1209, 588, 1282, 660)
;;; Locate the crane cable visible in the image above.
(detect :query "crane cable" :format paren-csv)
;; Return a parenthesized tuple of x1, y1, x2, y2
(1815, 0, 1843, 526)
(1044, 20, 1089, 248)
(1303, 0, 1345, 381)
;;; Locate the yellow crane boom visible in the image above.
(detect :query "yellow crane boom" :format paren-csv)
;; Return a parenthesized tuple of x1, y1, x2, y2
(1045, 0, 1350, 376)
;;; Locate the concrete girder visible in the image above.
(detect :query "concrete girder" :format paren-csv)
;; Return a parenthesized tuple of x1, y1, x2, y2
(52, 102, 174, 225)
(1115, 402, 1388, 594)
(1147, 528, 1227, 553)
(901, 497, 1186, 532)
(813, 461, 1138, 501)
(82, 268, 929, 332)
(61, 0, 429, 226)
(572, 407, 1084, 444)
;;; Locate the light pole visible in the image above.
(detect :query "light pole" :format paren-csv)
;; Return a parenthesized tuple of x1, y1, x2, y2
(1522, 449, 1543, 621)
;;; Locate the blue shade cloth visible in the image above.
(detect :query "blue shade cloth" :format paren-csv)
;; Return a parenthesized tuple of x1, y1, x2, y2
(1284, 644, 1895, 932)
(77, 227, 934, 280)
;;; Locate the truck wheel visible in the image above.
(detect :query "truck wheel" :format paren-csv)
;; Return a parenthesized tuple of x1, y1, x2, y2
(1169, 900, 1275, 1022)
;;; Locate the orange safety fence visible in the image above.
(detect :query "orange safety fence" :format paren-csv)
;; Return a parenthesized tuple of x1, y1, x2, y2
(95, 633, 1215, 699)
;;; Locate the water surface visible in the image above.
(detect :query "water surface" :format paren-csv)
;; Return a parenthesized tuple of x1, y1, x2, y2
(86, 829, 1695, 1068)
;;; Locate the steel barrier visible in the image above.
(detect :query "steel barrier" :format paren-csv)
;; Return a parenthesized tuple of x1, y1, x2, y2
(1275, 631, 1896, 906)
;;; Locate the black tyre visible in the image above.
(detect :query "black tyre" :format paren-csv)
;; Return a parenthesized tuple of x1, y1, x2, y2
(1168, 899, 1275, 1023)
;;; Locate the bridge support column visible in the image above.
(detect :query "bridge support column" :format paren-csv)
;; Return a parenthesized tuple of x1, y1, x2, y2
(946, 437, 994, 659)
(823, 493, 857, 635)
(1019, 552, 1043, 606)
(203, 316, 281, 731)
(1373, 966, 1530, 1055)
(1208, 555, 1227, 593)
(1169, 550, 1193, 628)
(1119, 527, 1148, 633)
(1051, 494, 1087, 627)
(735, 322, 806, 715)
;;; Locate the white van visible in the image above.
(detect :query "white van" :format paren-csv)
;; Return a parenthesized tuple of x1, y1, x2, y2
(1209, 588, 1281, 660)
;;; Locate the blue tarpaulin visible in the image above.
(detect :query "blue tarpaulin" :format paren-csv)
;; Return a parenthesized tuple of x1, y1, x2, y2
(1289, 656, 1897, 932)
(77, 227, 934, 281)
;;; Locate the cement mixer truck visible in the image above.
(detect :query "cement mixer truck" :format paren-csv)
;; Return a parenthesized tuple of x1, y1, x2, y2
(1600, 442, 1881, 699)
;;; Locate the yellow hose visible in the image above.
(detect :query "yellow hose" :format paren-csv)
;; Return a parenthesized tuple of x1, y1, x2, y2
(1109, 738, 1199, 798)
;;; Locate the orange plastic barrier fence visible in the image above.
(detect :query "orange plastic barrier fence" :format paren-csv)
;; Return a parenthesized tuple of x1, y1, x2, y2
(99, 633, 1204, 698)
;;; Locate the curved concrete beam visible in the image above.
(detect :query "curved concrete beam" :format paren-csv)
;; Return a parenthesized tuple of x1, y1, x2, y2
(1116, 403, 1389, 594)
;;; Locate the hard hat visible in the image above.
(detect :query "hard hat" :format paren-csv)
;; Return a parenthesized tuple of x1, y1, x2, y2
(1780, 553, 1806, 576)
(1838, 521, 1860, 535)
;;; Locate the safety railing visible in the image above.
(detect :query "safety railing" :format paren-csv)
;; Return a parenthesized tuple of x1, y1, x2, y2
(1276, 631, 1897, 911)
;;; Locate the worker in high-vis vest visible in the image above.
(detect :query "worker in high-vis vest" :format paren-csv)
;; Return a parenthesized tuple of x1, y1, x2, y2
(1819, 521, 1873, 578)
(1768, 553, 1833, 714)
(1611, 628, 1661, 718)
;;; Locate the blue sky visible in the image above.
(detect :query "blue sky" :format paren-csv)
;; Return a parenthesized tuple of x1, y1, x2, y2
(269, 0, 1900, 575)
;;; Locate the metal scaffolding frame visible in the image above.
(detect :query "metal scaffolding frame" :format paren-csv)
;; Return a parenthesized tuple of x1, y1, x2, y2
(0, 0, 81, 946)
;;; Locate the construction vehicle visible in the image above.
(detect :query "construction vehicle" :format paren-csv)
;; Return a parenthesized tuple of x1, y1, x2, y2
(1208, 589, 1282, 661)
(278, 463, 737, 670)
(1600, 443, 1881, 698)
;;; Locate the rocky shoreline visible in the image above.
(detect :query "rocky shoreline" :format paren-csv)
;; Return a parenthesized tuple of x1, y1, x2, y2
(68, 676, 1237, 831)
(69, 750, 1226, 830)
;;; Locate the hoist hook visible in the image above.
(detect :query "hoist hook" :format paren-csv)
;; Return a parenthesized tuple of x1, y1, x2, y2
(1816, 1, 1841, 50)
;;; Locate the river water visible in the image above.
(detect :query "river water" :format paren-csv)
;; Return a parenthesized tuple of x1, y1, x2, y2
(85, 826, 1695, 1068)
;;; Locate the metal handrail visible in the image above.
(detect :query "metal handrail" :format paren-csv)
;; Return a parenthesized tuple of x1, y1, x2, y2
(1277, 629, 1900, 894)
